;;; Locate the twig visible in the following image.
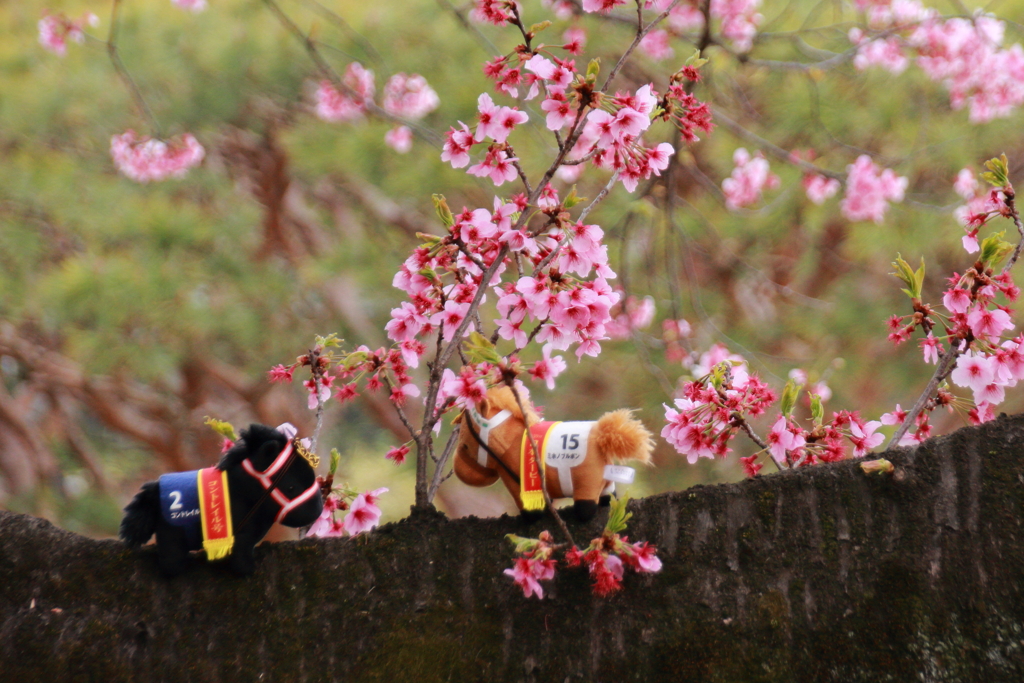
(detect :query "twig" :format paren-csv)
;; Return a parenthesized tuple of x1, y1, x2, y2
(107, 0, 161, 135)
(427, 422, 462, 503)
(577, 172, 620, 223)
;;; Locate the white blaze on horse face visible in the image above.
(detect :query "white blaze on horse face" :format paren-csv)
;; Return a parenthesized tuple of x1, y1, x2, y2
(544, 421, 593, 497)
(467, 407, 513, 467)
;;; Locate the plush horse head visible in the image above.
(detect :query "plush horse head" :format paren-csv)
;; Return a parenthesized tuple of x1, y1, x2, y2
(120, 423, 323, 576)
(453, 386, 653, 522)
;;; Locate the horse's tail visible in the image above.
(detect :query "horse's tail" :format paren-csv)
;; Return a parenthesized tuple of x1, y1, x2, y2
(119, 481, 160, 548)
(592, 410, 654, 465)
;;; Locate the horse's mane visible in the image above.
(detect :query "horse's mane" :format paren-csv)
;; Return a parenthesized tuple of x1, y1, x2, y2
(487, 385, 541, 426)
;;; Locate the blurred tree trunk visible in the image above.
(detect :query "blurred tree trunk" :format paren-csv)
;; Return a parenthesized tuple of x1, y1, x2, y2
(3, 416, 1024, 681)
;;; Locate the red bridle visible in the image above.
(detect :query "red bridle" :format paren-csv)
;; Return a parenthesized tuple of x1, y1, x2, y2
(241, 440, 320, 524)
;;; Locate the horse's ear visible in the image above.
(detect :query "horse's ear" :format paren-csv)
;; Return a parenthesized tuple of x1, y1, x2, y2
(452, 411, 464, 425)
(217, 423, 286, 471)
(476, 396, 491, 415)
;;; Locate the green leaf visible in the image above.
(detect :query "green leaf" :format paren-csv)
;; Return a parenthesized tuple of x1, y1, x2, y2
(779, 379, 800, 417)
(529, 21, 551, 34)
(315, 333, 342, 348)
(505, 533, 539, 554)
(204, 416, 239, 442)
(433, 194, 454, 228)
(586, 58, 601, 80)
(979, 231, 1013, 268)
(604, 495, 632, 535)
(810, 393, 824, 426)
(465, 331, 501, 365)
(329, 448, 340, 477)
(684, 49, 708, 69)
(890, 254, 924, 300)
(563, 185, 586, 209)
(981, 154, 1010, 188)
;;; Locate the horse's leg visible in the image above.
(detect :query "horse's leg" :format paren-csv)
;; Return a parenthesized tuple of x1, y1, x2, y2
(571, 499, 599, 522)
(155, 521, 191, 577)
(227, 526, 265, 576)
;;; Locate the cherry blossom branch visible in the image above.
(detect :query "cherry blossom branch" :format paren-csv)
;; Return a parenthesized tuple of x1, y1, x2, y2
(600, 0, 683, 93)
(714, 110, 844, 180)
(107, 0, 161, 135)
(298, 0, 385, 67)
(887, 190, 1023, 450)
(427, 422, 462, 503)
(378, 372, 420, 441)
(260, 0, 442, 146)
(506, 382, 576, 548)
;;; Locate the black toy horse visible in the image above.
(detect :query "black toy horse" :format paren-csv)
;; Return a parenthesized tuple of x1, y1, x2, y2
(120, 423, 324, 577)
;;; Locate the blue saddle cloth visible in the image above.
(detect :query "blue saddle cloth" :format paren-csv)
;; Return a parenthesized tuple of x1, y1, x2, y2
(159, 470, 203, 551)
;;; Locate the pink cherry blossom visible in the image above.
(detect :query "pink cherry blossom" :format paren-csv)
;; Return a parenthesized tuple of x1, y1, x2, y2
(920, 333, 941, 364)
(850, 32, 909, 74)
(268, 364, 294, 383)
(639, 29, 675, 61)
(467, 147, 519, 186)
(582, 0, 628, 13)
(954, 168, 978, 200)
(943, 287, 972, 314)
(722, 148, 779, 210)
(766, 416, 806, 464)
(711, 0, 763, 52)
(384, 126, 413, 153)
(529, 344, 568, 390)
(562, 26, 587, 54)
(442, 122, 475, 168)
(840, 155, 907, 223)
(385, 445, 409, 465)
(968, 306, 1013, 341)
(38, 12, 97, 56)
(951, 352, 996, 395)
(881, 404, 908, 426)
(849, 420, 884, 457)
(172, 0, 207, 12)
(343, 487, 389, 535)
(315, 63, 375, 122)
(382, 73, 439, 120)
(803, 174, 841, 205)
(110, 131, 205, 183)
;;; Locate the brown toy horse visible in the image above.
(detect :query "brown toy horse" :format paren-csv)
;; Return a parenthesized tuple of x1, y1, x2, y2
(454, 386, 653, 522)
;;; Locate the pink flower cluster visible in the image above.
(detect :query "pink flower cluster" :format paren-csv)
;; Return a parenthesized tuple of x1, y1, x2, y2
(605, 294, 656, 339)
(848, 0, 1024, 123)
(110, 130, 205, 183)
(651, 0, 762, 52)
(662, 346, 776, 463)
(38, 11, 97, 57)
(506, 525, 661, 600)
(721, 148, 779, 210)
(315, 63, 375, 122)
(840, 155, 907, 223)
(388, 194, 620, 386)
(564, 536, 661, 597)
(315, 65, 436, 153)
(911, 14, 1024, 124)
(382, 73, 440, 119)
(307, 487, 389, 538)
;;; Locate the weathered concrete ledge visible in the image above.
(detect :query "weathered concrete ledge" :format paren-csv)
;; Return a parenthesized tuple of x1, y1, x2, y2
(3, 414, 1024, 682)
